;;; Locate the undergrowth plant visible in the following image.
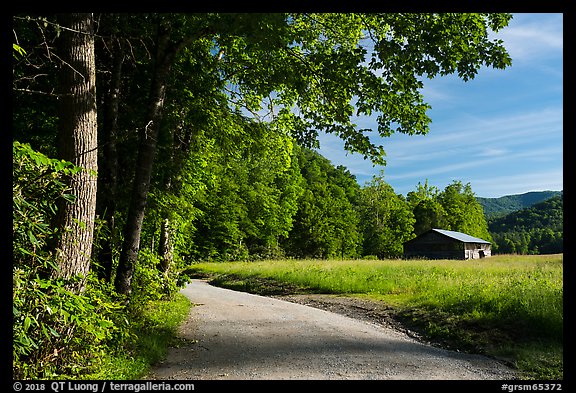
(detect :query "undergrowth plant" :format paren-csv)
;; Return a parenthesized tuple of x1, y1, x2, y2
(13, 142, 187, 379)
(12, 142, 129, 379)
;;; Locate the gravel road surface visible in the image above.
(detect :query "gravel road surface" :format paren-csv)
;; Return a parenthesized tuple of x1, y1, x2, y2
(145, 279, 517, 380)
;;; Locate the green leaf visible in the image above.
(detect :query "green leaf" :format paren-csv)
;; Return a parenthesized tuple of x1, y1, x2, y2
(60, 309, 70, 321)
(23, 316, 32, 331)
(98, 319, 114, 329)
(27, 231, 38, 245)
(13, 43, 27, 58)
(48, 325, 60, 337)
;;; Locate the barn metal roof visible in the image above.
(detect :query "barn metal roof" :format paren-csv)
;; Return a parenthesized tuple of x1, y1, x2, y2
(431, 228, 491, 244)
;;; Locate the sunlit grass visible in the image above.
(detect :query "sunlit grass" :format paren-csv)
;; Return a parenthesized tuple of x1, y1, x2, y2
(190, 254, 562, 338)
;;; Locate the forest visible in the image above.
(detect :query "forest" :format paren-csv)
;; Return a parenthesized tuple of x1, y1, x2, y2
(477, 190, 562, 219)
(12, 13, 521, 378)
(487, 194, 563, 255)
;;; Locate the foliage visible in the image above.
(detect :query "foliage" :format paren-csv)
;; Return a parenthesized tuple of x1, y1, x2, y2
(85, 293, 192, 380)
(12, 141, 184, 379)
(13, 141, 80, 274)
(181, 122, 304, 261)
(283, 147, 362, 259)
(407, 180, 492, 242)
(129, 249, 182, 304)
(145, 147, 211, 265)
(147, 142, 496, 263)
(226, 13, 514, 164)
(13, 142, 124, 379)
(489, 195, 563, 254)
(437, 181, 492, 242)
(13, 271, 130, 379)
(357, 174, 415, 258)
(13, 43, 27, 58)
(13, 11, 514, 278)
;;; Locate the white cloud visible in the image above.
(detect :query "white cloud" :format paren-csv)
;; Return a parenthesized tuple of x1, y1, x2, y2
(386, 144, 562, 180)
(382, 107, 563, 163)
(495, 13, 563, 62)
(477, 148, 508, 157)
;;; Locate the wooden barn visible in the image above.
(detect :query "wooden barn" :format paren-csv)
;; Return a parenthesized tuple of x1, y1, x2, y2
(403, 228, 491, 260)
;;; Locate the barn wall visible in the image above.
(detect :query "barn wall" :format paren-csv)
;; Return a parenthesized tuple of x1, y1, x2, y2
(404, 232, 465, 259)
(464, 243, 491, 259)
(404, 249, 465, 260)
(404, 232, 491, 260)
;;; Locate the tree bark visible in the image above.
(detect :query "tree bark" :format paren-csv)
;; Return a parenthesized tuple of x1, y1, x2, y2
(158, 217, 173, 275)
(114, 21, 186, 296)
(52, 13, 98, 292)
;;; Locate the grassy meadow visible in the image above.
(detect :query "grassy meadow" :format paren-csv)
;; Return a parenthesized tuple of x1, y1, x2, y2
(185, 254, 563, 380)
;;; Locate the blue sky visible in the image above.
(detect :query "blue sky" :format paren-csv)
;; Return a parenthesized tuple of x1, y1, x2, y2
(315, 13, 563, 198)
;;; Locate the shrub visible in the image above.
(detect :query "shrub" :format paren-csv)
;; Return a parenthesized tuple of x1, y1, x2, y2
(13, 141, 131, 379)
(13, 271, 131, 379)
(131, 250, 170, 303)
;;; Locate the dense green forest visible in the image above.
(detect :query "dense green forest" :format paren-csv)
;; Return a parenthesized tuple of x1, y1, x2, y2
(476, 190, 563, 219)
(488, 194, 563, 254)
(13, 13, 519, 378)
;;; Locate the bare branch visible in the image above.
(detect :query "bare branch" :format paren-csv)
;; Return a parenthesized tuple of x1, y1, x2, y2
(13, 88, 60, 97)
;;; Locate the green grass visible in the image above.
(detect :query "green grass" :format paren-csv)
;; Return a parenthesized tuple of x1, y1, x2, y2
(83, 293, 192, 380)
(186, 254, 563, 380)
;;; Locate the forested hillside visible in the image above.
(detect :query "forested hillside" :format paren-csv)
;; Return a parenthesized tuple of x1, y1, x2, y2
(13, 13, 514, 378)
(488, 195, 563, 254)
(152, 140, 493, 261)
(476, 191, 562, 219)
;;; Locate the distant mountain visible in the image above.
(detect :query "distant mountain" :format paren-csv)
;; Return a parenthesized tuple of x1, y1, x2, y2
(476, 190, 563, 219)
(487, 194, 563, 254)
(488, 195, 563, 233)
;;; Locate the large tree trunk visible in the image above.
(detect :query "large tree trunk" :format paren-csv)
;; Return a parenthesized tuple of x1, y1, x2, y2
(96, 37, 124, 283)
(52, 13, 98, 292)
(114, 22, 186, 296)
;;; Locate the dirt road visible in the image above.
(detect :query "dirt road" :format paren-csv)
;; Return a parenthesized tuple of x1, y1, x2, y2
(145, 279, 517, 380)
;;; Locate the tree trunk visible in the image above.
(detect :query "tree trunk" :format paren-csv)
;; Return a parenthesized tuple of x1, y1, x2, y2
(96, 38, 124, 282)
(114, 22, 185, 296)
(52, 13, 98, 292)
(158, 217, 173, 275)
